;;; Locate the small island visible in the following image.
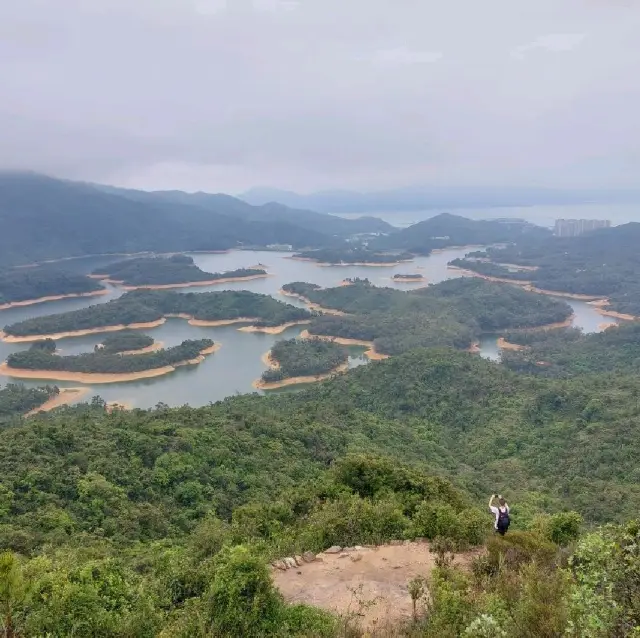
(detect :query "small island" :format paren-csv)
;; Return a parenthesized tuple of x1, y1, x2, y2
(91, 254, 268, 289)
(1, 338, 218, 383)
(392, 273, 425, 283)
(1, 290, 312, 342)
(254, 337, 349, 390)
(0, 267, 107, 310)
(97, 332, 160, 355)
(290, 248, 414, 266)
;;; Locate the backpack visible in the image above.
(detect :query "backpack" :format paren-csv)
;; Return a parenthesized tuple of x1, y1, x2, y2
(497, 507, 510, 532)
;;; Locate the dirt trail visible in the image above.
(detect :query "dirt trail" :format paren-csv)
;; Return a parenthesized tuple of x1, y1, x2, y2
(274, 542, 474, 630)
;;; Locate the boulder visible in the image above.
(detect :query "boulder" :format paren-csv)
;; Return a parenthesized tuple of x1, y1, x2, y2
(283, 557, 297, 569)
(272, 560, 287, 571)
(294, 555, 304, 566)
(302, 551, 316, 563)
(324, 545, 342, 554)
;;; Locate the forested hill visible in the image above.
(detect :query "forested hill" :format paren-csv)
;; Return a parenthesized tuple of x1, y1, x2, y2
(372, 212, 549, 254)
(0, 173, 384, 268)
(284, 278, 573, 355)
(466, 223, 640, 315)
(0, 267, 104, 305)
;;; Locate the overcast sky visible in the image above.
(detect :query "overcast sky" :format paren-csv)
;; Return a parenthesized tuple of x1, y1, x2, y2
(1, 0, 639, 193)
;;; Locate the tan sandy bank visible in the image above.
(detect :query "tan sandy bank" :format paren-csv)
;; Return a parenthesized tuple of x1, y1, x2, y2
(253, 362, 350, 390)
(598, 322, 618, 331)
(187, 317, 261, 327)
(24, 387, 90, 416)
(392, 275, 426, 283)
(278, 289, 347, 316)
(0, 289, 109, 311)
(0, 319, 167, 343)
(117, 273, 270, 290)
(504, 315, 576, 332)
(467, 341, 481, 354)
(299, 330, 389, 361)
(587, 299, 637, 321)
(497, 337, 527, 351)
(106, 400, 133, 412)
(0, 344, 220, 385)
(238, 320, 312, 335)
(118, 341, 164, 356)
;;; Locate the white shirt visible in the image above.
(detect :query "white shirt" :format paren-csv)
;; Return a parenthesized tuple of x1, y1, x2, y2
(489, 504, 509, 529)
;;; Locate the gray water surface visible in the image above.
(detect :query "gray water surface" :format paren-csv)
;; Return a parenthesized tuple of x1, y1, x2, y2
(0, 248, 615, 408)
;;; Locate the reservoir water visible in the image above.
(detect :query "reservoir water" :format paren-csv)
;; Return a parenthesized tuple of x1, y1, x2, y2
(0, 248, 617, 408)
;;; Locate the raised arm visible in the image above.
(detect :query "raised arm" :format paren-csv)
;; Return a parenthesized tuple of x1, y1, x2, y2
(488, 494, 495, 508)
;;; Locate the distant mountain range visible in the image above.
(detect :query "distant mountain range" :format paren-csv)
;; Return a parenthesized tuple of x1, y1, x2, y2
(0, 173, 393, 268)
(240, 185, 640, 214)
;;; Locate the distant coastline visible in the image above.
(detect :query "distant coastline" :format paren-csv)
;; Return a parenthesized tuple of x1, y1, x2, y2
(278, 289, 347, 316)
(94, 273, 270, 290)
(0, 343, 220, 384)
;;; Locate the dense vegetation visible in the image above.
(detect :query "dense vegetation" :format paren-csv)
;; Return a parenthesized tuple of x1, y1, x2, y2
(6, 339, 214, 375)
(0, 383, 58, 419)
(99, 331, 155, 354)
(501, 322, 640, 377)
(3, 290, 312, 337)
(0, 267, 104, 305)
(293, 248, 413, 264)
(0, 173, 385, 268)
(372, 213, 549, 254)
(466, 223, 640, 314)
(449, 258, 532, 281)
(284, 278, 573, 355)
(393, 273, 424, 280)
(261, 338, 348, 383)
(0, 349, 639, 634)
(93, 254, 266, 286)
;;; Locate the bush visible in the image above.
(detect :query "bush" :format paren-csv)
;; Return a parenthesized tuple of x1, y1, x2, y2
(407, 502, 488, 546)
(205, 545, 283, 637)
(485, 531, 558, 571)
(546, 512, 583, 546)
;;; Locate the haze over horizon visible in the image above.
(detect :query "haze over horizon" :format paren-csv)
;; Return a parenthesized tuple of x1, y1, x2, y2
(2, 1, 639, 194)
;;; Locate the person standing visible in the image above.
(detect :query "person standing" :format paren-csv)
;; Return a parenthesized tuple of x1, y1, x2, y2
(489, 494, 510, 536)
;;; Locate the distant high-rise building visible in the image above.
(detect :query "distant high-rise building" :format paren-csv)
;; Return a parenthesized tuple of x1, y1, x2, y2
(554, 219, 611, 237)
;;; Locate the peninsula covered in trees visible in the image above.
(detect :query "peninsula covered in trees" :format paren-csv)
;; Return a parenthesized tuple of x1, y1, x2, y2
(500, 321, 640, 377)
(0, 382, 59, 418)
(0, 267, 106, 307)
(3, 338, 216, 381)
(292, 247, 413, 265)
(0, 348, 638, 634)
(258, 337, 349, 388)
(458, 222, 640, 316)
(92, 254, 267, 288)
(2, 290, 312, 340)
(283, 278, 573, 355)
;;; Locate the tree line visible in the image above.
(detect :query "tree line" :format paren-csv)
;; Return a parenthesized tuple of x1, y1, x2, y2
(6, 339, 214, 374)
(3, 290, 312, 337)
(261, 338, 348, 383)
(93, 254, 266, 286)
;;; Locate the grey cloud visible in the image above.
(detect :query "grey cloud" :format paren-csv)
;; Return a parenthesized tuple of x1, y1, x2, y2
(1, 0, 639, 192)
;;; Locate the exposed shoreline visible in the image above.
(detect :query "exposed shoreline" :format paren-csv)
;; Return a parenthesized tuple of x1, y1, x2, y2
(24, 387, 90, 416)
(114, 273, 270, 290)
(278, 289, 347, 316)
(118, 341, 164, 356)
(253, 348, 349, 390)
(392, 275, 426, 283)
(238, 320, 312, 334)
(0, 289, 109, 311)
(299, 329, 389, 361)
(504, 315, 576, 332)
(0, 319, 167, 343)
(467, 342, 481, 354)
(0, 343, 220, 384)
(587, 299, 637, 321)
(447, 265, 532, 286)
(497, 337, 526, 351)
